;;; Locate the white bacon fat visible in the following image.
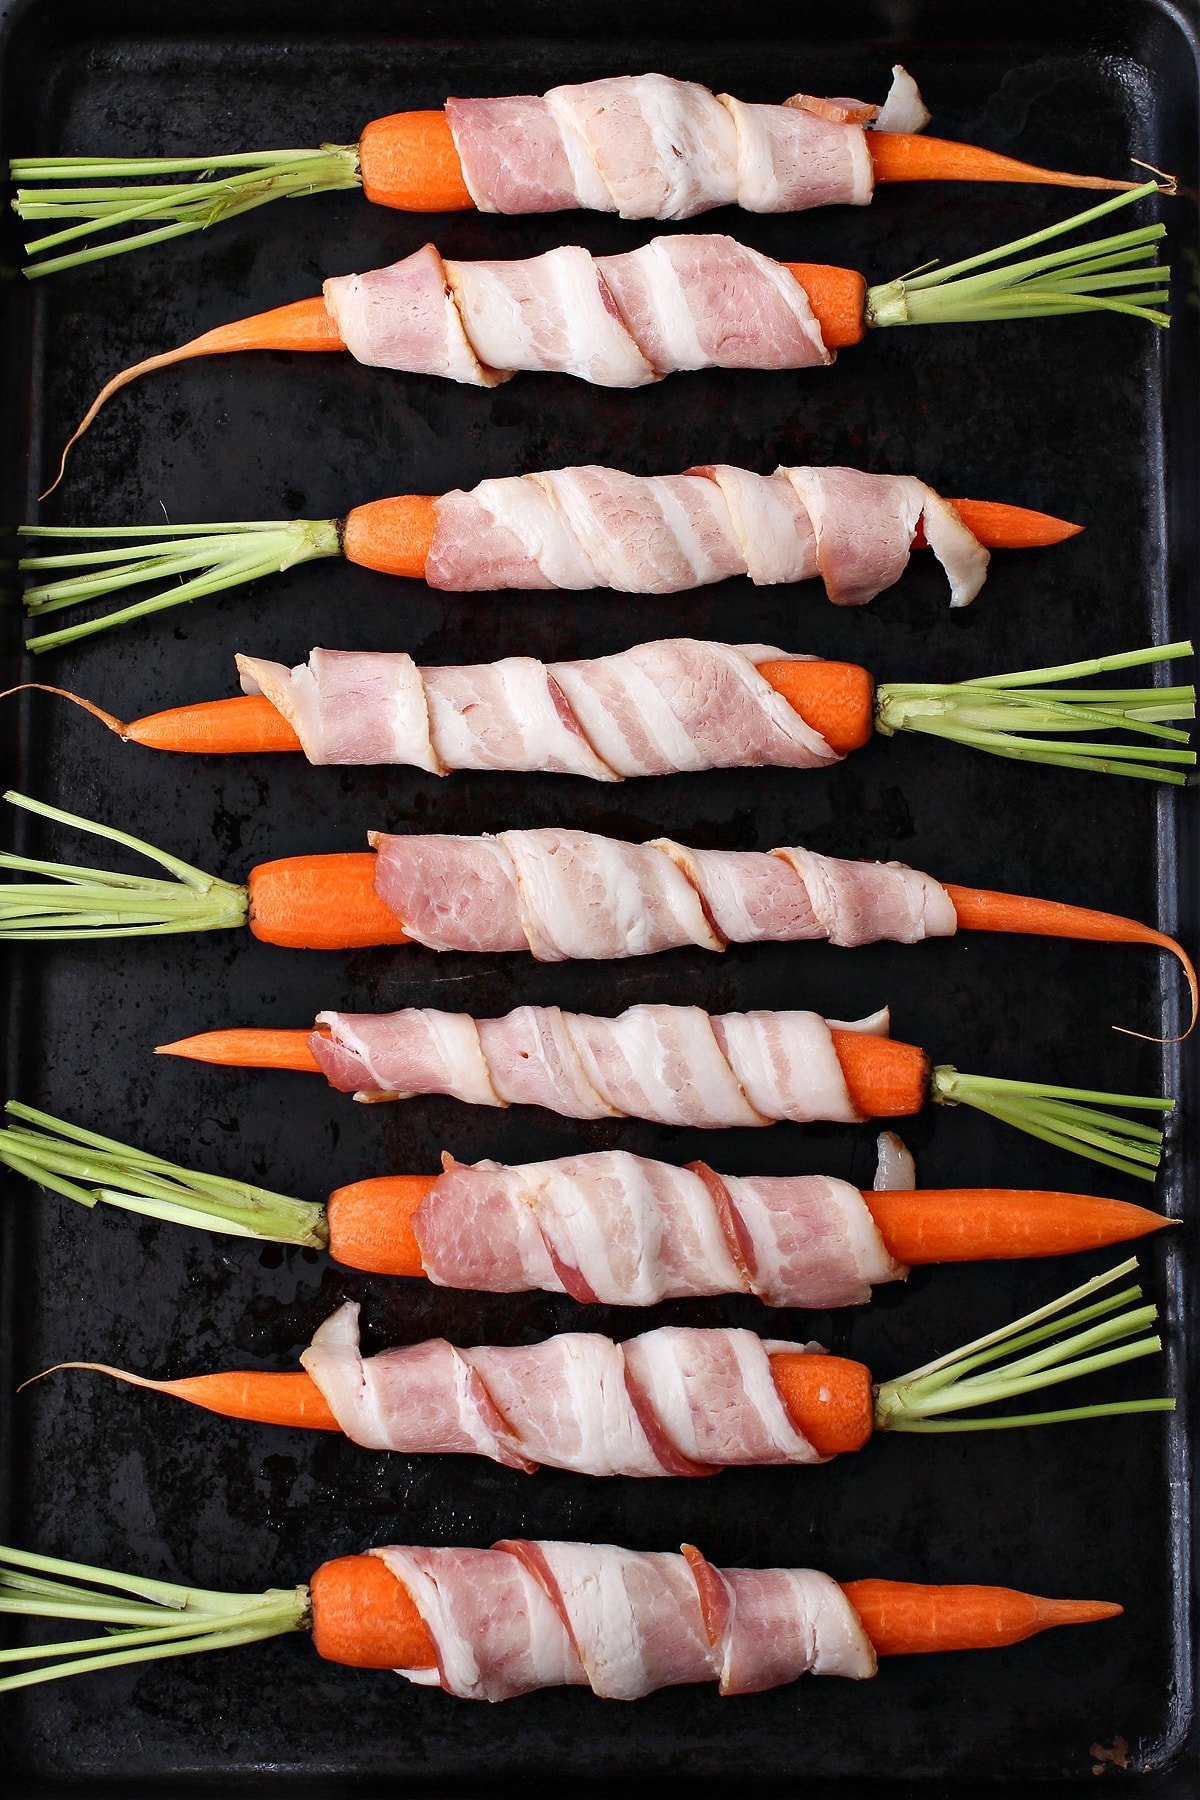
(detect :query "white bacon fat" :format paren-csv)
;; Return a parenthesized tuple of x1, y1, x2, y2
(308, 1001, 892, 1124)
(369, 1540, 876, 1700)
(369, 828, 958, 960)
(236, 639, 840, 774)
(442, 68, 927, 219)
(424, 464, 989, 606)
(410, 1142, 907, 1307)
(303, 1309, 829, 1476)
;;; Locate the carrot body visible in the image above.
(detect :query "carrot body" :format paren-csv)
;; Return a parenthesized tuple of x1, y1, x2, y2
(125, 694, 302, 755)
(326, 1176, 434, 1276)
(840, 1578, 1122, 1656)
(830, 1031, 930, 1118)
(867, 131, 1135, 193)
(156, 1028, 323, 1071)
(756, 660, 876, 754)
(914, 499, 1082, 550)
(248, 854, 409, 950)
(311, 1553, 438, 1669)
(863, 1187, 1168, 1265)
(154, 1370, 340, 1430)
(358, 111, 474, 211)
(782, 263, 867, 347)
(343, 496, 439, 578)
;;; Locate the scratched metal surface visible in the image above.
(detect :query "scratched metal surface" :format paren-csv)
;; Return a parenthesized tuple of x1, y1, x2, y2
(0, 0, 1195, 1792)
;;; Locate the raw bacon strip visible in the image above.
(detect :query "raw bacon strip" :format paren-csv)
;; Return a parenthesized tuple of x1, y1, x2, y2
(310, 1000, 881, 1124)
(236, 639, 837, 774)
(413, 1142, 905, 1308)
(302, 1307, 825, 1476)
(425, 463, 989, 606)
(370, 1540, 875, 1699)
(444, 68, 926, 218)
(367, 828, 958, 961)
(323, 232, 829, 387)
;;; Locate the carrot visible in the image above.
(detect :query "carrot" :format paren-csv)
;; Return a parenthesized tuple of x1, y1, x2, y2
(782, 263, 867, 347)
(155, 1027, 323, 1071)
(829, 1031, 930, 1117)
(770, 1354, 875, 1453)
(325, 1176, 434, 1277)
(914, 499, 1083, 550)
(863, 1188, 1170, 1265)
(946, 883, 1198, 1036)
(125, 695, 303, 755)
(342, 495, 439, 578)
(310, 1553, 438, 1670)
(248, 854, 410, 950)
(357, 111, 474, 211)
(32, 1362, 340, 1430)
(867, 131, 1137, 193)
(840, 1578, 1122, 1656)
(756, 660, 876, 753)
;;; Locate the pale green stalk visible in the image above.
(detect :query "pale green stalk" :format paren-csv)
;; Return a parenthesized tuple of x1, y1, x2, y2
(931, 1067, 1172, 1181)
(874, 1259, 1173, 1432)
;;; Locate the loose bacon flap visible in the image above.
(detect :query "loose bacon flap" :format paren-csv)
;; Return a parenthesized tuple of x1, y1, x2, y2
(370, 1540, 875, 1699)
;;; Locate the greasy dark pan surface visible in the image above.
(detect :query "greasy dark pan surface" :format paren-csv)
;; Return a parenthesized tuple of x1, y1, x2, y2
(0, 0, 1195, 1792)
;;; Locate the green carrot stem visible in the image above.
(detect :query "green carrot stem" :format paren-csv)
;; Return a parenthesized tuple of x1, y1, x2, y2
(12, 147, 361, 278)
(866, 181, 1170, 329)
(931, 1068, 1172, 1181)
(875, 641, 1196, 785)
(0, 1100, 327, 1247)
(873, 1258, 1172, 1431)
(0, 791, 247, 939)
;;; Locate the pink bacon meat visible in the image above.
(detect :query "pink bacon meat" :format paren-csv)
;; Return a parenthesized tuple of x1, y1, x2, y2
(370, 827, 958, 960)
(235, 639, 837, 774)
(309, 1000, 887, 1122)
(411, 1144, 908, 1308)
(323, 234, 830, 386)
(302, 1310, 832, 1476)
(444, 67, 926, 219)
(425, 463, 989, 606)
(370, 1540, 874, 1699)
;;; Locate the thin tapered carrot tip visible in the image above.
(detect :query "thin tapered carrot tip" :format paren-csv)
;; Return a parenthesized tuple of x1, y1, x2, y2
(840, 1579, 1123, 1657)
(155, 1028, 322, 1072)
(44, 297, 344, 499)
(867, 131, 1139, 192)
(941, 500, 1083, 550)
(862, 1187, 1171, 1265)
(21, 1362, 340, 1430)
(125, 696, 303, 755)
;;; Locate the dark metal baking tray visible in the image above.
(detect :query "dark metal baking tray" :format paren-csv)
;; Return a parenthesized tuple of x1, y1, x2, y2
(0, 0, 1195, 1792)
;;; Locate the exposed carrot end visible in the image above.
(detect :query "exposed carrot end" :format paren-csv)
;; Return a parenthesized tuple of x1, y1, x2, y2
(0, 682, 128, 737)
(125, 695, 303, 755)
(343, 495, 439, 579)
(248, 852, 410, 950)
(155, 1028, 323, 1072)
(830, 1031, 930, 1119)
(945, 884, 1199, 1041)
(840, 1578, 1122, 1658)
(311, 1553, 438, 1670)
(913, 499, 1083, 551)
(756, 659, 875, 755)
(769, 1352, 874, 1455)
(863, 1187, 1171, 1266)
(359, 110, 474, 211)
(163, 1370, 339, 1431)
(326, 1175, 435, 1277)
(868, 131, 1138, 192)
(783, 262, 867, 348)
(44, 298, 344, 500)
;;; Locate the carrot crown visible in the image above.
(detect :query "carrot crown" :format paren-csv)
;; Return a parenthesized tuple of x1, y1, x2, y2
(0, 791, 247, 939)
(0, 1542, 308, 1692)
(0, 1100, 326, 1248)
(932, 1067, 1172, 1183)
(866, 181, 1169, 330)
(874, 1258, 1172, 1433)
(876, 641, 1196, 785)
(10, 147, 362, 279)
(20, 518, 340, 654)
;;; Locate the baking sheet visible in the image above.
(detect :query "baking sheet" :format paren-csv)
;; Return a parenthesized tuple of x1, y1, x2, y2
(0, 0, 1195, 1791)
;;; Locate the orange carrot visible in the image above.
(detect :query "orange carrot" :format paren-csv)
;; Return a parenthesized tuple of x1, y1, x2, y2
(248, 854, 410, 950)
(756, 660, 876, 753)
(125, 695, 303, 755)
(156, 1027, 323, 1071)
(770, 1354, 875, 1454)
(37, 1362, 341, 1430)
(867, 131, 1137, 193)
(326, 1176, 434, 1277)
(914, 499, 1083, 550)
(782, 263, 867, 347)
(342, 495, 439, 578)
(863, 1187, 1170, 1265)
(357, 112, 475, 211)
(946, 883, 1198, 1035)
(829, 1030, 930, 1117)
(310, 1553, 438, 1670)
(840, 1578, 1122, 1657)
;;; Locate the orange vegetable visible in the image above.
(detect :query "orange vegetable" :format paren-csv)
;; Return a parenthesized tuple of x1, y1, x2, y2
(326, 1175, 434, 1277)
(310, 1553, 439, 1670)
(248, 854, 410, 950)
(756, 660, 877, 753)
(864, 1187, 1169, 1265)
(342, 495, 439, 578)
(782, 263, 867, 347)
(841, 1578, 1122, 1656)
(867, 131, 1136, 193)
(156, 1027, 324, 1071)
(357, 111, 475, 211)
(914, 499, 1082, 550)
